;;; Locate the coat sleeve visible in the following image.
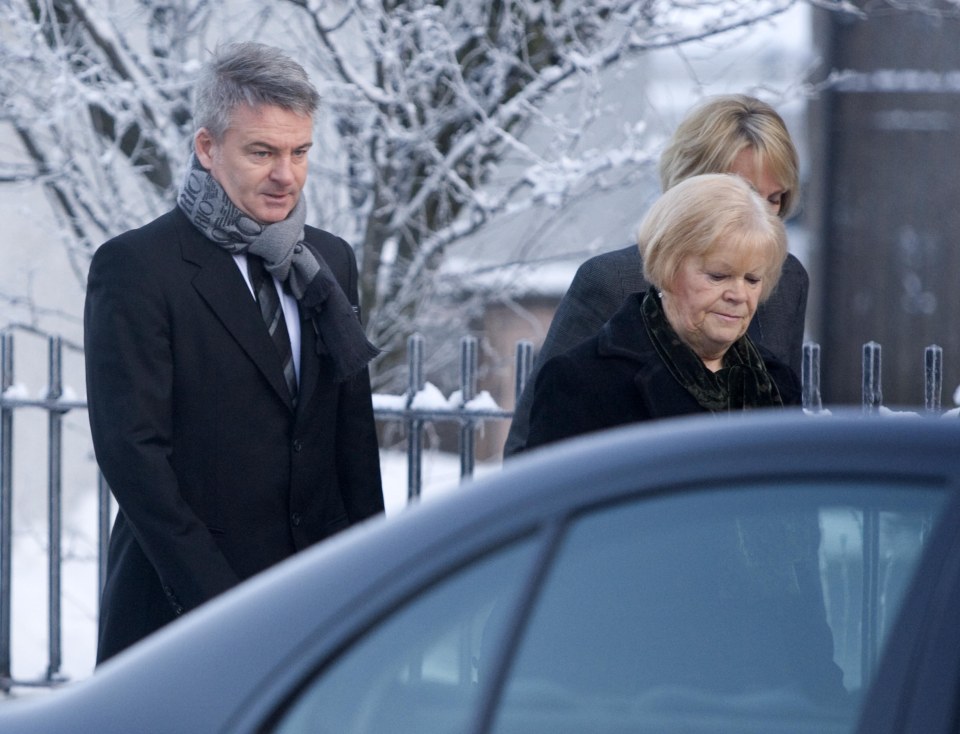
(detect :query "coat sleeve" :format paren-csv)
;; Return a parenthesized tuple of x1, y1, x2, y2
(326, 235, 385, 521)
(504, 249, 643, 457)
(751, 253, 809, 378)
(757, 344, 803, 408)
(525, 350, 616, 451)
(336, 367, 385, 521)
(782, 255, 810, 379)
(84, 239, 240, 614)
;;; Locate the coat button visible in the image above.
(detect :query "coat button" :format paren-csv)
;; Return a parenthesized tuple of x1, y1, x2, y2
(293, 439, 303, 453)
(291, 512, 302, 527)
(294, 244, 303, 254)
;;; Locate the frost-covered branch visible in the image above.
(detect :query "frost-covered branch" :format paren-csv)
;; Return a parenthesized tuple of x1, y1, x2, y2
(2, 0, 824, 390)
(266, 0, 807, 379)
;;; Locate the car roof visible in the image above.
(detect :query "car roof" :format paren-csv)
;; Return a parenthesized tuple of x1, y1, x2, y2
(5, 411, 960, 732)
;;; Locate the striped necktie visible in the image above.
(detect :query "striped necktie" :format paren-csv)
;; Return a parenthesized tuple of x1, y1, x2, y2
(247, 255, 298, 405)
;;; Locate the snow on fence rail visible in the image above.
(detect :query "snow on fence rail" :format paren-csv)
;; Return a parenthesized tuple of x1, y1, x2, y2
(0, 330, 952, 690)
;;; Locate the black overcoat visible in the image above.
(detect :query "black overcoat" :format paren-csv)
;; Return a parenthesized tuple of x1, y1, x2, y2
(84, 208, 384, 661)
(526, 291, 802, 450)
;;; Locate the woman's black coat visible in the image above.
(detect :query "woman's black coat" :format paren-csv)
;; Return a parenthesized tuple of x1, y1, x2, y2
(526, 292, 802, 451)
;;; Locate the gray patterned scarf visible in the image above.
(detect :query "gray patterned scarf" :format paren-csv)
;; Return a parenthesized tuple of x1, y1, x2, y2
(177, 153, 379, 382)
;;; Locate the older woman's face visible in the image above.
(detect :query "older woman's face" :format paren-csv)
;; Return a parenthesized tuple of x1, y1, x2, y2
(661, 242, 765, 370)
(728, 147, 785, 216)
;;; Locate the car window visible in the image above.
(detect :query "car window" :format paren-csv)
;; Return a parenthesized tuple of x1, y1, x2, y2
(489, 482, 948, 734)
(267, 535, 540, 734)
(820, 503, 935, 691)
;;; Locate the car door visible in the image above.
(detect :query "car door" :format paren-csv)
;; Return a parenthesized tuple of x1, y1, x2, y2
(485, 478, 951, 734)
(262, 474, 952, 734)
(263, 532, 546, 734)
(854, 487, 960, 734)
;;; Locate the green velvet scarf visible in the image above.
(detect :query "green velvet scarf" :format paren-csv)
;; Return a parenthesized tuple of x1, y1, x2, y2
(640, 288, 782, 412)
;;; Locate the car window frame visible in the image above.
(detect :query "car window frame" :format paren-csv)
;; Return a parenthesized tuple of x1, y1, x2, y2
(252, 524, 556, 734)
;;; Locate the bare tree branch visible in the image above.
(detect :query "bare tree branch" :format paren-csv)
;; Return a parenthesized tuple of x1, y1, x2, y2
(1, 0, 826, 389)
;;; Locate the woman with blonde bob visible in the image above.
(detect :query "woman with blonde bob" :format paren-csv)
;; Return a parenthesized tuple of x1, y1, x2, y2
(526, 173, 798, 449)
(659, 94, 800, 218)
(505, 94, 806, 456)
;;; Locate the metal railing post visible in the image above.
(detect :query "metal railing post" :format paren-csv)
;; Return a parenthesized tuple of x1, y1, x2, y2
(861, 342, 882, 414)
(801, 342, 822, 413)
(46, 337, 65, 683)
(514, 340, 533, 405)
(405, 335, 425, 500)
(458, 337, 477, 480)
(0, 332, 13, 690)
(924, 345, 943, 414)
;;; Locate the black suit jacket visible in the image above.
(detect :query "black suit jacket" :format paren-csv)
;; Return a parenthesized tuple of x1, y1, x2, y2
(525, 292, 803, 451)
(506, 245, 808, 456)
(85, 208, 384, 661)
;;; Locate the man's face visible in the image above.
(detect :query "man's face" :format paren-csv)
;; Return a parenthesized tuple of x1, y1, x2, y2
(195, 103, 313, 224)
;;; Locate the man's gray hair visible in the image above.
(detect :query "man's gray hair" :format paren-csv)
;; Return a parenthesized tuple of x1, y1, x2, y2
(193, 41, 320, 139)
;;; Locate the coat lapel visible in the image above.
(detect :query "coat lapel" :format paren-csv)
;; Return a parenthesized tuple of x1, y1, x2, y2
(294, 235, 354, 417)
(177, 216, 295, 412)
(295, 311, 323, 415)
(633, 359, 704, 419)
(598, 292, 704, 420)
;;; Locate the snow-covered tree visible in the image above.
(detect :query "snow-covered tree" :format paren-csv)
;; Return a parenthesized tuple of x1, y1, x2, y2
(1, 0, 811, 389)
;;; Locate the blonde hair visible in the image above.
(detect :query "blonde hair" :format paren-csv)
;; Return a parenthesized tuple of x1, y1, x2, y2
(639, 174, 788, 302)
(659, 95, 800, 220)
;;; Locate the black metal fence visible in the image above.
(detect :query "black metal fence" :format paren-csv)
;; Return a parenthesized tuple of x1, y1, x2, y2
(0, 331, 952, 691)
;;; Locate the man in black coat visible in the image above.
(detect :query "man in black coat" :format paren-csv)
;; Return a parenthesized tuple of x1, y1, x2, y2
(84, 42, 384, 662)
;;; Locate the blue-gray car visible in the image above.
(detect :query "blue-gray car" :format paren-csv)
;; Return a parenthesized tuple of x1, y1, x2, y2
(1, 411, 959, 733)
